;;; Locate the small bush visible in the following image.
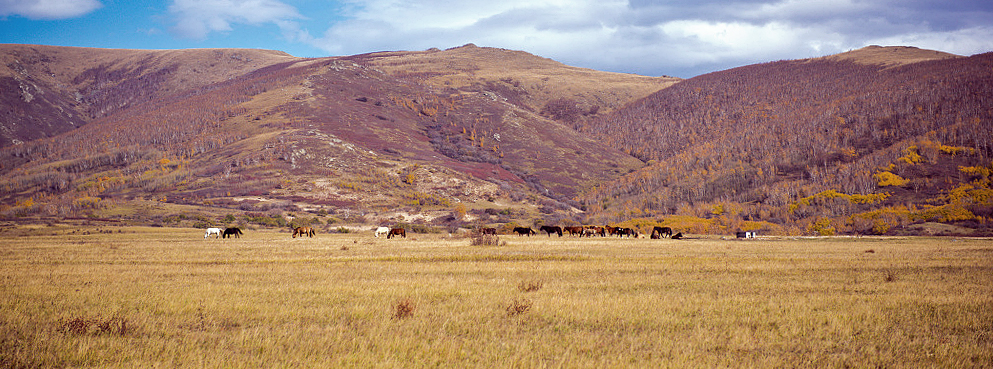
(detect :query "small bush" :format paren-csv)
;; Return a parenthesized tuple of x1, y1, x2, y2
(470, 234, 500, 246)
(884, 270, 897, 283)
(506, 298, 532, 316)
(392, 298, 415, 320)
(518, 280, 543, 293)
(59, 314, 132, 336)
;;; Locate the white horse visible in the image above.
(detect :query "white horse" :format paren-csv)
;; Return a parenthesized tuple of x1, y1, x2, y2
(374, 226, 390, 238)
(204, 227, 222, 239)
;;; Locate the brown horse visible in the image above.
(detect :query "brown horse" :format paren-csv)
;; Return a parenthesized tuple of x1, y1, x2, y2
(604, 225, 619, 236)
(387, 228, 406, 239)
(563, 226, 584, 236)
(292, 226, 315, 238)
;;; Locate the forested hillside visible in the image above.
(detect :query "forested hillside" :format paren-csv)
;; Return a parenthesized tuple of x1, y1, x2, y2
(579, 47, 993, 235)
(2, 44, 990, 236)
(0, 45, 654, 227)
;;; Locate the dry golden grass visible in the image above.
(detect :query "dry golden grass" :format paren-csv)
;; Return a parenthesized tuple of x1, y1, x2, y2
(2, 225, 991, 367)
(365, 44, 680, 115)
(819, 45, 962, 68)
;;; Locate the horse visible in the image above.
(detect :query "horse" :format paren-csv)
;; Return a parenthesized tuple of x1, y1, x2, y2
(387, 228, 406, 239)
(605, 226, 619, 236)
(539, 225, 563, 237)
(480, 227, 497, 235)
(652, 226, 672, 238)
(672, 232, 683, 239)
(374, 226, 390, 238)
(204, 228, 222, 239)
(513, 227, 536, 236)
(562, 227, 583, 236)
(222, 227, 243, 239)
(616, 227, 638, 238)
(292, 226, 315, 238)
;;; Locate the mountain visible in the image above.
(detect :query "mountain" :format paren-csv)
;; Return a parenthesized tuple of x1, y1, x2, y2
(0, 44, 297, 147)
(579, 46, 993, 235)
(2, 44, 990, 236)
(0, 44, 671, 227)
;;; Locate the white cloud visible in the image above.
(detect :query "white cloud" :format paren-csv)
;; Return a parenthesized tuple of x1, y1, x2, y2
(167, 0, 993, 77)
(168, 0, 303, 40)
(0, 0, 102, 20)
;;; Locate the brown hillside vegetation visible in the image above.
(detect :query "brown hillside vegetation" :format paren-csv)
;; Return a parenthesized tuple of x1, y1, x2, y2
(0, 45, 653, 225)
(581, 46, 993, 235)
(358, 44, 679, 122)
(821, 45, 961, 67)
(0, 45, 296, 147)
(2, 44, 991, 236)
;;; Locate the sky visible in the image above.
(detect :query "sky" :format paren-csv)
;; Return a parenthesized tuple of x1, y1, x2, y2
(2, 0, 992, 78)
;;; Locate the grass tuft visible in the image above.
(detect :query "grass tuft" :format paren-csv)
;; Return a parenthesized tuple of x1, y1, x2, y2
(517, 279, 543, 293)
(392, 298, 416, 320)
(506, 298, 532, 316)
(59, 315, 133, 336)
(470, 234, 500, 246)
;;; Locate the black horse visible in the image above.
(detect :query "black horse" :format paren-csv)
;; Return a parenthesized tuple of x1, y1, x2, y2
(222, 227, 243, 239)
(652, 226, 672, 239)
(616, 227, 638, 238)
(539, 225, 563, 237)
(513, 227, 536, 236)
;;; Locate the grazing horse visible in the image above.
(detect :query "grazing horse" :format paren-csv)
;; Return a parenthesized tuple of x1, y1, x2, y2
(387, 228, 406, 239)
(652, 226, 672, 239)
(581, 226, 605, 237)
(672, 232, 683, 239)
(539, 225, 563, 237)
(480, 227, 497, 235)
(605, 226, 619, 236)
(563, 226, 584, 237)
(292, 226, 315, 238)
(616, 227, 638, 238)
(222, 227, 243, 239)
(204, 228, 222, 239)
(513, 227, 536, 236)
(374, 226, 390, 238)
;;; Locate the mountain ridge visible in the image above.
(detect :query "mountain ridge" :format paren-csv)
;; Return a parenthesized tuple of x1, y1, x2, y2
(2, 44, 990, 236)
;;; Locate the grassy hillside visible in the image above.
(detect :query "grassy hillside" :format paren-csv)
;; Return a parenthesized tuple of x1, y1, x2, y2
(0, 44, 297, 147)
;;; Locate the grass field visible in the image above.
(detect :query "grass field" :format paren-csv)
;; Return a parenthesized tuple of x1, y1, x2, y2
(2, 224, 991, 367)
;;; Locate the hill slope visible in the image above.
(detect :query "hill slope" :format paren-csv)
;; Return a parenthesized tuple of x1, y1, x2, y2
(580, 46, 993, 235)
(0, 44, 297, 147)
(0, 45, 660, 226)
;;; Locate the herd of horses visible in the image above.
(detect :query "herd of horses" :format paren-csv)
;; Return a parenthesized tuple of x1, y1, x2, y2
(204, 225, 681, 240)
(203, 227, 243, 239)
(481, 225, 682, 239)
